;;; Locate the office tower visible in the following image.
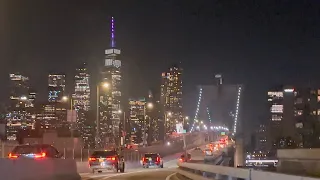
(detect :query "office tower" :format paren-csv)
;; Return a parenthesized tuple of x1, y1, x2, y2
(254, 124, 267, 151)
(6, 73, 34, 141)
(160, 63, 183, 136)
(267, 87, 296, 149)
(48, 74, 66, 102)
(190, 75, 243, 135)
(98, 16, 122, 147)
(128, 98, 146, 144)
(73, 63, 90, 111)
(72, 63, 92, 147)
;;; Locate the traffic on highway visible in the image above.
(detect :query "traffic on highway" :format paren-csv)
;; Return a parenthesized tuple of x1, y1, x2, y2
(80, 139, 229, 180)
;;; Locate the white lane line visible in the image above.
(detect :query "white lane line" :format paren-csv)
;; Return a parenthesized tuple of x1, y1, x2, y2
(165, 173, 177, 180)
(100, 168, 177, 179)
(100, 170, 149, 179)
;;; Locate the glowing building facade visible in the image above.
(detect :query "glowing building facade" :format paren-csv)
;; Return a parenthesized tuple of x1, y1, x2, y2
(128, 98, 146, 144)
(268, 87, 320, 149)
(160, 64, 183, 135)
(48, 74, 66, 102)
(6, 73, 35, 141)
(72, 63, 92, 147)
(98, 16, 122, 147)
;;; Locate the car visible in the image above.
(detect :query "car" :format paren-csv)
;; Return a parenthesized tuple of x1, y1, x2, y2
(203, 148, 215, 163)
(8, 144, 62, 159)
(141, 153, 163, 168)
(179, 153, 191, 162)
(88, 150, 125, 173)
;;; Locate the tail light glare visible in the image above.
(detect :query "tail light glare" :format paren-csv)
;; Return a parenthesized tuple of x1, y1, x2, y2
(8, 153, 18, 158)
(156, 157, 160, 162)
(89, 157, 96, 161)
(142, 157, 146, 162)
(179, 158, 183, 161)
(35, 152, 46, 158)
(106, 157, 116, 161)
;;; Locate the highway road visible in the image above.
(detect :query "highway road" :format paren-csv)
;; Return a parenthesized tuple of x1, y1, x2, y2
(80, 151, 182, 180)
(80, 144, 225, 180)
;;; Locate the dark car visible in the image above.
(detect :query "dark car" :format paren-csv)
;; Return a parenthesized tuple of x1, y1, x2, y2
(88, 150, 125, 173)
(179, 153, 191, 162)
(8, 144, 62, 159)
(141, 153, 163, 168)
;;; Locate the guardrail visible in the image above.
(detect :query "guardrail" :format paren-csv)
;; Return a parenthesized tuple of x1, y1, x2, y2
(176, 161, 320, 180)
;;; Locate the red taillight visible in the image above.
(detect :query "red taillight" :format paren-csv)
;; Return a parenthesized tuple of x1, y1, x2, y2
(179, 158, 183, 161)
(156, 157, 160, 162)
(8, 153, 18, 158)
(89, 157, 96, 161)
(35, 152, 46, 158)
(106, 157, 116, 161)
(142, 157, 146, 162)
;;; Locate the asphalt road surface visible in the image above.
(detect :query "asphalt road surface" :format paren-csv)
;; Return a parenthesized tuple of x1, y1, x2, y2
(81, 144, 223, 180)
(81, 152, 182, 180)
(82, 169, 177, 180)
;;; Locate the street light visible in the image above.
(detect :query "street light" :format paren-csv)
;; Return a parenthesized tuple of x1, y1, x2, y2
(143, 102, 153, 147)
(164, 111, 172, 142)
(96, 82, 110, 148)
(61, 95, 76, 151)
(118, 109, 126, 146)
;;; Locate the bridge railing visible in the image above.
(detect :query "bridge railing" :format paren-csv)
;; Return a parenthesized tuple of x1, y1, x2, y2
(176, 161, 320, 180)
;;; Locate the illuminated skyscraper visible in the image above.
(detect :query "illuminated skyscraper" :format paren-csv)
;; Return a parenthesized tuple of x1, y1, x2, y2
(72, 63, 92, 147)
(128, 98, 146, 144)
(73, 63, 90, 111)
(98, 16, 122, 147)
(6, 73, 35, 140)
(160, 63, 183, 135)
(48, 74, 66, 102)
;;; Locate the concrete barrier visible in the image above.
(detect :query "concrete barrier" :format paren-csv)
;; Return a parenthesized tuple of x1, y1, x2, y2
(277, 148, 320, 176)
(0, 158, 80, 180)
(176, 161, 320, 180)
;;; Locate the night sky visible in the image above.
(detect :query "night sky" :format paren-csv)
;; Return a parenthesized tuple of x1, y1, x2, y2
(2, 0, 320, 133)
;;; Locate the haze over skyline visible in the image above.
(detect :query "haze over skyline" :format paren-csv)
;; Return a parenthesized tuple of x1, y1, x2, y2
(2, 0, 320, 132)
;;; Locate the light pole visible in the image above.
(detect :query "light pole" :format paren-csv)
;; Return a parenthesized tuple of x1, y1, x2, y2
(118, 110, 126, 146)
(95, 82, 110, 148)
(62, 96, 74, 138)
(164, 112, 172, 142)
(143, 102, 153, 147)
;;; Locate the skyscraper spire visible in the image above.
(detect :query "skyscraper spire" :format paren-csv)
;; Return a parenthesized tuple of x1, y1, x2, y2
(111, 16, 115, 48)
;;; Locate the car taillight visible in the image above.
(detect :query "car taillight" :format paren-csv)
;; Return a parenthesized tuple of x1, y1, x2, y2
(142, 157, 146, 162)
(8, 153, 18, 158)
(35, 152, 46, 158)
(89, 157, 96, 161)
(179, 158, 183, 161)
(156, 157, 160, 162)
(106, 157, 116, 161)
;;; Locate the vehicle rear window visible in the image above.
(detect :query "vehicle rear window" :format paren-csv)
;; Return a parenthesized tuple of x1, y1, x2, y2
(92, 151, 116, 157)
(144, 153, 158, 158)
(12, 145, 42, 154)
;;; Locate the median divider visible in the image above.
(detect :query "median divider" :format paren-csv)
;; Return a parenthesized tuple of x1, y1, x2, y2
(0, 158, 81, 180)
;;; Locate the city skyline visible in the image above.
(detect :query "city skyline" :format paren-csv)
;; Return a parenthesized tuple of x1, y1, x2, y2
(3, 1, 320, 136)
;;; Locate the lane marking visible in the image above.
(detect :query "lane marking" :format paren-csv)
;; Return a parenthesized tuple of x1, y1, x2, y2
(166, 172, 177, 180)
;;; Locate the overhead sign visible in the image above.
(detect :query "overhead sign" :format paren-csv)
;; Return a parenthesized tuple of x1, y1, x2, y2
(67, 110, 77, 122)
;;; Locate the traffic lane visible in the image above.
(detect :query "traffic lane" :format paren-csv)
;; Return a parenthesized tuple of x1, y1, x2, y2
(81, 157, 180, 179)
(81, 145, 209, 179)
(81, 168, 176, 180)
(100, 169, 176, 180)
